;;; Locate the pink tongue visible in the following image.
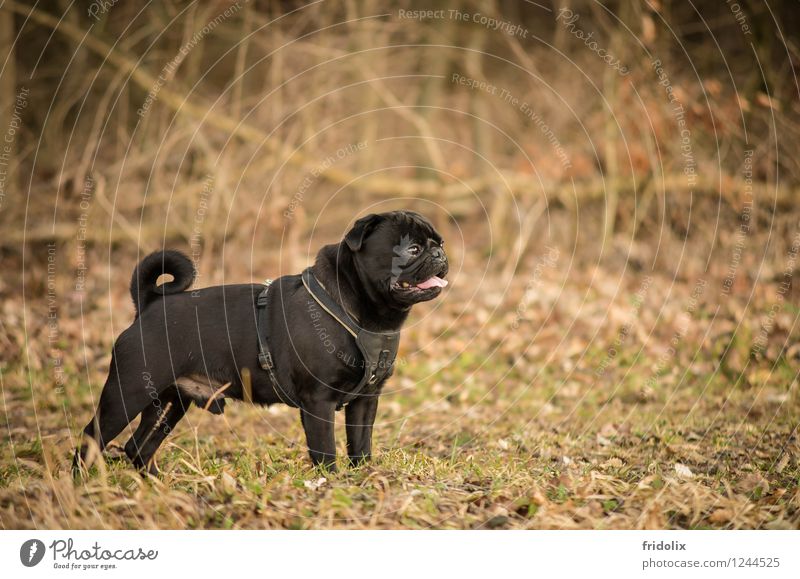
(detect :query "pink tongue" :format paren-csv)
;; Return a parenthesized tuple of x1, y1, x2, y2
(416, 276, 448, 289)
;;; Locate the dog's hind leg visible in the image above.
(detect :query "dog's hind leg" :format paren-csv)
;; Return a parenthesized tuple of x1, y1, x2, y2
(74, 356, 177, 474)
(123, 385, 189, 476)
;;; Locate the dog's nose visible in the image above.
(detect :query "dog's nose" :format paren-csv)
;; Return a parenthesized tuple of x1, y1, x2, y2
(431, 247, 445, 260)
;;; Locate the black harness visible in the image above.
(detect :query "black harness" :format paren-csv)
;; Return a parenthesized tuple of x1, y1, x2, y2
(256, 268, 400, 410)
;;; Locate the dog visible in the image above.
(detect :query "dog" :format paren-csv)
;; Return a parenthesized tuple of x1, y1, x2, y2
(74, 211, 448, 474)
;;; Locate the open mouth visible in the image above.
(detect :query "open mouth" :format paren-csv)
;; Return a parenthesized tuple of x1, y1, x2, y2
(394, 274, 448, 292)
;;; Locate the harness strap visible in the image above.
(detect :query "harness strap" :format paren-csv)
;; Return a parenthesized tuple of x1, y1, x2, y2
(255, 270, 400, 411)
(301, 268, 399, 409)
(300, 269, 359, 338)
(256, 280, 298, 407)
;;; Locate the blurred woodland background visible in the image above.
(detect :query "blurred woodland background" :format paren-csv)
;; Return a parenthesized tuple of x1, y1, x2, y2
(1, 0, 800, 529)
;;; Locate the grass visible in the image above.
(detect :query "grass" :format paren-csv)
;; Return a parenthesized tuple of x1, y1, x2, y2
(2, 0, 798, 532)
(1, 259, 799, 530)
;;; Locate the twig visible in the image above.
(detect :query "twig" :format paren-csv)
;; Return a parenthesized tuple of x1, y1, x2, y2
(92, 175, 154, 253)
(8, 2, 798, 209)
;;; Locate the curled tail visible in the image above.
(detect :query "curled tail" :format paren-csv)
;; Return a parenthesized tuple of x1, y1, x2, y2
(130, 250, 195, 317)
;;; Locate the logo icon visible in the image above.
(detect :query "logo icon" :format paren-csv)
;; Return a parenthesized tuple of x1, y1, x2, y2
(20, 539, 46, 567)
(391, 234, 414, 284)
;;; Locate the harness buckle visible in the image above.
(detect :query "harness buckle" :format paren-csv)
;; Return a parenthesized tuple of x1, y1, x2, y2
(367, 349, 393, 385)
(258, 351, 274, 370)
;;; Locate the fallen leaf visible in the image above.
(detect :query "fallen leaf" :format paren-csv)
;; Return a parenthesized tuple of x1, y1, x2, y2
(304, 477, 327, 490)
(709, 508, 733, 524)
(674, 463, 694, 479)
(737, 473, 769, 496)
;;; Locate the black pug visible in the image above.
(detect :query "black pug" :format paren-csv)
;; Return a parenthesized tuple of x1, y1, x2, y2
(75, 211, 448, 474)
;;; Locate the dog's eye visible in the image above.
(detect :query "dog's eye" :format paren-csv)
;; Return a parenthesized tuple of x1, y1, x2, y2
(408, 244, 422, 256)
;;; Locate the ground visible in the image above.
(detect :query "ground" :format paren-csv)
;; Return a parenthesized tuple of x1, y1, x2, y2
(1, 247, 799, 529)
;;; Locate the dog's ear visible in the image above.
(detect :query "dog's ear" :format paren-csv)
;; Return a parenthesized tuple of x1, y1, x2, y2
(345, 213, 384, 251)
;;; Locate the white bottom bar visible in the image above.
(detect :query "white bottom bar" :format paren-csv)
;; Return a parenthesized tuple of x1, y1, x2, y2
(2, 530, 797, 578)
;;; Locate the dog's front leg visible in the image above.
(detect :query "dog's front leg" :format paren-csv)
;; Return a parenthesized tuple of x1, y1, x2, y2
(300, 399, 337, 470)
(345, 394, 379, 466)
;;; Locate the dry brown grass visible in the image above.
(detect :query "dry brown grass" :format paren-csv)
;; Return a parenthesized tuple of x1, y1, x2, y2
(1, 0, 799, 530)
(2, 232, 798, 530)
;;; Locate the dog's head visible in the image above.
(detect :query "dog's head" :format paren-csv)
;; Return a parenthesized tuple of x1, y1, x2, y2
(344, 211, 448, 307)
